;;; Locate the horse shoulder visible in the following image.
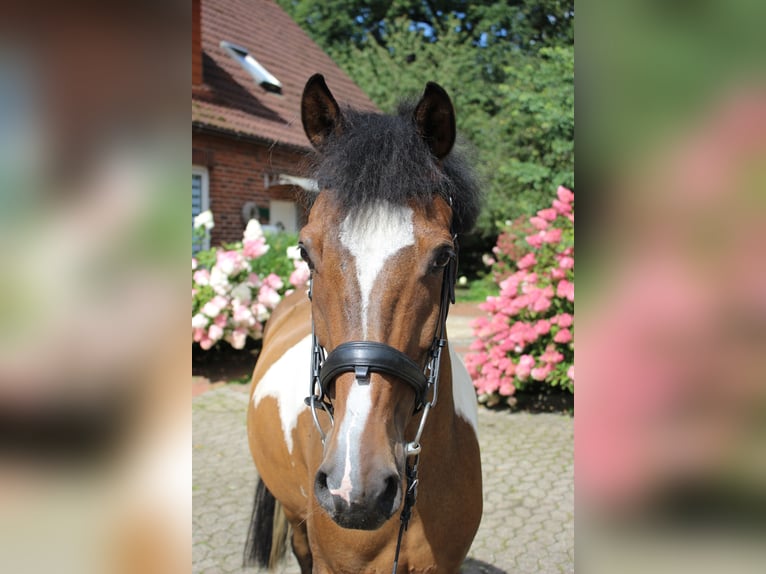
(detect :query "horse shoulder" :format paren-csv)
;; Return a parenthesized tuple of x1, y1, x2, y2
(251, 290, 311, 388)
(262, 288, 311, 344)
(248, 290, 315, 511)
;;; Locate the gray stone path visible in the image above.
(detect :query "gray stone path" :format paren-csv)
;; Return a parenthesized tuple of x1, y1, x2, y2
(192, 385, 573, 573)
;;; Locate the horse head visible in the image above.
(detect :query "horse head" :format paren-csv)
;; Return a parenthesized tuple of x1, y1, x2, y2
(298, 75, 478, 531)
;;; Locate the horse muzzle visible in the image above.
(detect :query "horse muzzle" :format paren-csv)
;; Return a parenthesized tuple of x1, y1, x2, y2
(314, 464, 402, 530)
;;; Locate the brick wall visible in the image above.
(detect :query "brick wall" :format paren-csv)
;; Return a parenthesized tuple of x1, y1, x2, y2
(192, 0, 202, 85)
(192, 131, 311, 244)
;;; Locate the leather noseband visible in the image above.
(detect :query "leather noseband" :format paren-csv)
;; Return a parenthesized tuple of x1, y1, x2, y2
(319, 341, 428, 407)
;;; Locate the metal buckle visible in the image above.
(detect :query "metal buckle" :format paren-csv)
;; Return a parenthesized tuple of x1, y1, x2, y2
(306, 325, 332, 442)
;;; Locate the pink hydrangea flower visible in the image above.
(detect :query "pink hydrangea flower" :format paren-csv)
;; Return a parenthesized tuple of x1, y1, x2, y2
(243, 237, 269, 259)
(531, 363, 553, 381)
(232, 303, 254, 326)
(534, 319, 551, 335)
(208, 324, 223, 343)
(463, 186, 574, 404)
(202, 299, 222, 318)
(193, 269, 210, 286)
(216, 250, 247, 276)
(515, 355, 535, 380)
(517, 253, 536, 270)
(193, 215, 297, 350)
(557, 186, 574, 204)
(531, 292, 552, 313)
(526, 232, 544, 249)
(553, 328, 572, 344)
(289, 262, 310, 287)
(540, 346, 564, 364)
(499, 382, 515, 396)
(552, 199, 572, 215)
(556, 279, 574, 302)
(258, 285, 281, 309)
(541, 228, 563, 244)
(243, 219, 264, 241)
(529, 216, 549, 230)
(537, 208, 558, 222)
(252, 302, 270, 323)
(551, 268, 567, 281)
(229, 327, 248, 350)
(263, 273, 284, 290)
(199, 334, 214, 350)
(209, 266, 230, 295)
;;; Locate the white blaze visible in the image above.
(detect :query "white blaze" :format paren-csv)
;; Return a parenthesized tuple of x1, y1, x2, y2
(339, 202, 415, 338)
(328, 382, 372, 503)
(326, 202, 415, 499)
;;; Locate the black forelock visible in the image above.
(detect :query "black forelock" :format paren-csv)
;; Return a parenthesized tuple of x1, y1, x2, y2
(307, 101, 481, 234)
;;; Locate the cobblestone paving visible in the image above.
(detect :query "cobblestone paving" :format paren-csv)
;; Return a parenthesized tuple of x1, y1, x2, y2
(192, 385, 573, 573)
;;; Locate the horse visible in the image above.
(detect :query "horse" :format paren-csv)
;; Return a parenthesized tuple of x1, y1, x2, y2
(245, 74, 483, 574)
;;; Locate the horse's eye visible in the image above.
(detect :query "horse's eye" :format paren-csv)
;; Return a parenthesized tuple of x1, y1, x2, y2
(431, 248, 454, 271)
(298, 243, 314, 269)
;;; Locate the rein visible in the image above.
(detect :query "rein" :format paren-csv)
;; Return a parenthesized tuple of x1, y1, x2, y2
(305, 230, 458, 574)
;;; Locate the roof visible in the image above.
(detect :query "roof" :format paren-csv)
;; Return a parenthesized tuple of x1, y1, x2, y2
(192, 0, 379, 150)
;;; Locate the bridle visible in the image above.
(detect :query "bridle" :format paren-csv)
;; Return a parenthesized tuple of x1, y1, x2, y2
(305, 234, 457, 446)
(304, 213, 458, 573)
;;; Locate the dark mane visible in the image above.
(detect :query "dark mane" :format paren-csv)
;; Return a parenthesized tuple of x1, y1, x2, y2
(308, 101, 482, 234)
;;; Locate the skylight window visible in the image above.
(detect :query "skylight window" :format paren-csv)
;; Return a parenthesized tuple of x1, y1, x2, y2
(220, 40, 282, 94)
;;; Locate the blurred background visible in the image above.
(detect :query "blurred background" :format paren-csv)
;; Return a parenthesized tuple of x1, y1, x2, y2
(577, 0, 766, 572)
(0, 1, 189, 573)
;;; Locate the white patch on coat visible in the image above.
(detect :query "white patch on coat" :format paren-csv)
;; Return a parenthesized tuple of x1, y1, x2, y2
(327, 381, 372, 503)
(450, 345, 479, 434)
(252, 334, 312, 453)
(339, 202, 415, 337)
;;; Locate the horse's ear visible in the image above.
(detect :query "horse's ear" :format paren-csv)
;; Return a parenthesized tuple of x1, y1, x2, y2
(301, 74, 342, 149)
(413, 82, 456, 160)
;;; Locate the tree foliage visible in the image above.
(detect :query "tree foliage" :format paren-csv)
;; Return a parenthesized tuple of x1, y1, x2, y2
(278, 0, 574, 237)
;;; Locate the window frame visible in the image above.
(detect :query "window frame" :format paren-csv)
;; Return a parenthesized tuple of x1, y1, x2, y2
(192, 165, 210, 253)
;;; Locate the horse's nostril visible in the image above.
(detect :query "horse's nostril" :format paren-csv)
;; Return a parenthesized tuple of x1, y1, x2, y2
(378, 473, 400, 514)
(315, 470, 328, 493)
(314, 469, 337, 515)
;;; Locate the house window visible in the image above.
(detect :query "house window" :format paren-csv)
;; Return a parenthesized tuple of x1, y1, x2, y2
(220, 40, 282, 94)
(192, 166, 210, 254)
(268, 200, 298, 234)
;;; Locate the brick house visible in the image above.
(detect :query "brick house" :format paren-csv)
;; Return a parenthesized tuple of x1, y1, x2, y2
(192, 0, 377, 249)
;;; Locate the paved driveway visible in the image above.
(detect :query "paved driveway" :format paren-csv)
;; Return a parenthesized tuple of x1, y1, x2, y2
(192, 385, 573, 573)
